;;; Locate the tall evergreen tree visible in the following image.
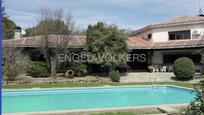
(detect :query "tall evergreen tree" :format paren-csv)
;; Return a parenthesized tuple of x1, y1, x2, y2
(2, 0, 16, 39)
(86, 22, 128, 73)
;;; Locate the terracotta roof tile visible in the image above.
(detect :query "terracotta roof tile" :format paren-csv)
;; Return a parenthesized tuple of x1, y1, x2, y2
(154, 16, 204, 26)
(3, 35, 86, 48)
(130, 16, 204, 37)
(128, 37, 204, 49)
(128, 37, 152, 46)
(3, 35, 204, 49)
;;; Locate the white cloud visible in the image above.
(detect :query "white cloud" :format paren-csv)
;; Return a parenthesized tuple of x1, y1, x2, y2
(7, 9, 38, 17)
(4, 0, 204, 30)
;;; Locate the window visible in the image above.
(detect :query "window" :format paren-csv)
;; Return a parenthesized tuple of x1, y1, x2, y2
(148, 34, 152, 39)
(168, 30, 190, 40)
(31, 51, 46, 62)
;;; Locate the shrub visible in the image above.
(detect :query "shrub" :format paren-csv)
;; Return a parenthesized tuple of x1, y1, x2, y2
(173, 57, 195, 80)
(59, 62, 87, 77)
(110, 70, 120, 82)
(27, 61, 49, 77)
(185, 80, 204, 114)
(71, 63, 87, 77)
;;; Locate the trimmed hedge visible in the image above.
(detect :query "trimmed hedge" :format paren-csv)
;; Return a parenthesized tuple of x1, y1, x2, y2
(27, 61, 49, 77)
(173, 57, 195, 80)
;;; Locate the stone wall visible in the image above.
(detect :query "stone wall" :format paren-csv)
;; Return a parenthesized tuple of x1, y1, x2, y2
(15, 48, 31, 73)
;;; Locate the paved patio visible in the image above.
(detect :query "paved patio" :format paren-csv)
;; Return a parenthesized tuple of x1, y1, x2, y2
(120, 72, 202, 83)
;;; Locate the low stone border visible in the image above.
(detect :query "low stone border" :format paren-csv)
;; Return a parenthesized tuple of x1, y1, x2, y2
(3, 103, 188, 115)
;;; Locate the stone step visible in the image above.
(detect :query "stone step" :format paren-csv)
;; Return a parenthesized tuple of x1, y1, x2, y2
(157, 106, 179, 115)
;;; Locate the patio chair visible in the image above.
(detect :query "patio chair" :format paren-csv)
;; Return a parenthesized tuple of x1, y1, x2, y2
(161, 66, 167, 72)
(153, 65, 159, 72)
(168, 66, 173, 72)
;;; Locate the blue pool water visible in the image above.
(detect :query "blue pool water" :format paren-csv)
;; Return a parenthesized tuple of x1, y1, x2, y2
(3, 86, 196, 113)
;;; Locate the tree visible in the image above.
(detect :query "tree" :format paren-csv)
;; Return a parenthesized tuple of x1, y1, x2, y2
(24, 27, 37, 37)
(24, 16, 70, 37)
(2, 0, 16, 39)
(35, 7, 75, 78)
(86, 22, 128, 74)
(185, 80, 204, 115)
(2, 0, 19, 82)
(2, 46, 22, 83)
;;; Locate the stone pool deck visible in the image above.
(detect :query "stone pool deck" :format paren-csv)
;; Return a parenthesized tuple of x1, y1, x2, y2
(3, 103, 187, 115)
(120, 72, 203, 83)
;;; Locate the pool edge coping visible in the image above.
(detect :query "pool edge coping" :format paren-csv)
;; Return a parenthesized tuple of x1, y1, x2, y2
(3, 103, 189, 115)
(3, 85, 194, 115)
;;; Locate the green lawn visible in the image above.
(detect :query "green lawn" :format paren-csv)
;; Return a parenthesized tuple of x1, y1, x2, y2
(2, 82, 194, 89)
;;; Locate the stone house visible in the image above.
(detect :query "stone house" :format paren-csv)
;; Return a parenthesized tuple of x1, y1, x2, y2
(3, 15, 204, 73)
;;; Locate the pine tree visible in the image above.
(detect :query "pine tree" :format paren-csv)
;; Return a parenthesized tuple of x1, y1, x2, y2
(2, 0, 16, 39)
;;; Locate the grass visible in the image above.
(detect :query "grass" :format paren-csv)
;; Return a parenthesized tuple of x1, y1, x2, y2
(2, 81, 194, 89)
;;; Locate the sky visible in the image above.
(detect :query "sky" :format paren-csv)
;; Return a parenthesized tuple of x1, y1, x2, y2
(4, 0, 204, 31)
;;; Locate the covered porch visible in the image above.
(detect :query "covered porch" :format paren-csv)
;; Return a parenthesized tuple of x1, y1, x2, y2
(151, 48, 203, 73)
(127, 37, 204, 73)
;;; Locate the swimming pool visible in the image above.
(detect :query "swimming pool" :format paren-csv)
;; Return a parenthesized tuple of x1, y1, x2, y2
(3, 86, 196, 113)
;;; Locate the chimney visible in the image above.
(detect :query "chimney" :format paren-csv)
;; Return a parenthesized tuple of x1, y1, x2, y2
(14, 26, 21, 39)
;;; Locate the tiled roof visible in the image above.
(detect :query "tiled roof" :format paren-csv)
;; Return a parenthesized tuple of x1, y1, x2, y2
(2, 35, 86, 48)
(130, 16, 204, 36)
(153, 16, 204, 26)
(3, 35, 204, 50)
(128, 37, 204, 49)
(127, 37, 152, 49)
(152, 39, 204, 49)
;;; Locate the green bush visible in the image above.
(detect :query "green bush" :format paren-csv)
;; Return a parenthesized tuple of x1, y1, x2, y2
(27, 61, 49, 77)
(173, 57, 195, 80)
(71, 62, 87, 77)
(185, 80, 204, 114)
(59, 62, 87, 77)
(110, 70, 120, 82)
